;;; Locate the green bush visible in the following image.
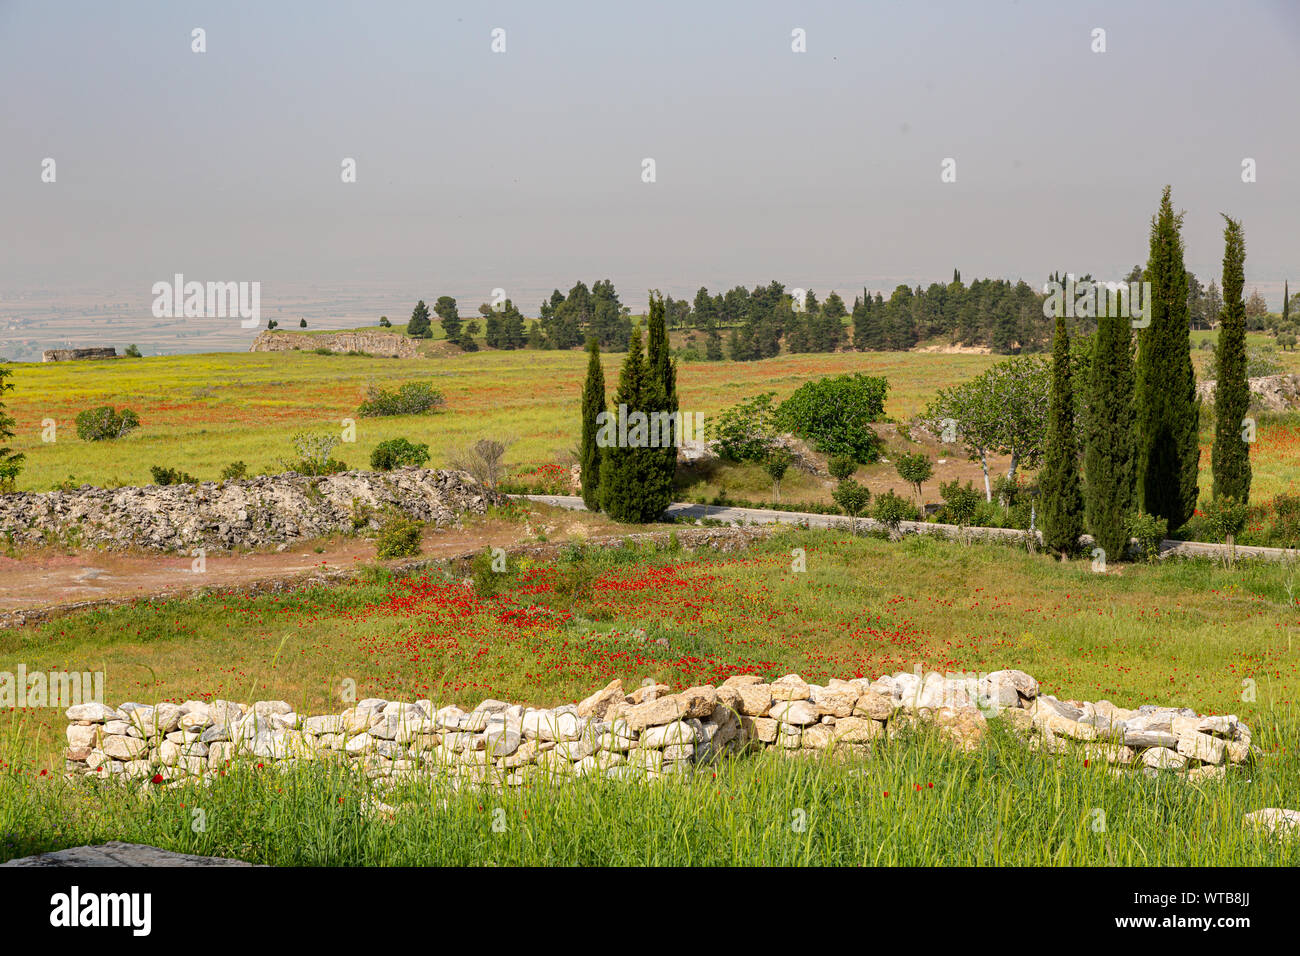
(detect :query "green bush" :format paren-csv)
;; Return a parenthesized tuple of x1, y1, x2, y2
(357, 382, 446, 418)
(370, 438, 431, 471)
(1129, 511, 1168, 562)
(470, 548, 514, 596)
(872, 489, 918, 529)
(149, 465, 198, 486)
(937, 479, 982, 526)
(375, 514, 423, 559)
(124, 344, 142, 358)
(220, 461, 248, 481)
(1202, 497, 1250, 544)
(776, 374, 888, 462)
(713, 392, 779, 462)
(827, 455, 856, 481)
(281, 431, 348, 476)
(1265, 493, 1300, 549)
(75, 406, 140, 442)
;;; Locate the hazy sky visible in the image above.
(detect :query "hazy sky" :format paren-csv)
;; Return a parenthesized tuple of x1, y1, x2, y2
(3, 0, 1299, 318)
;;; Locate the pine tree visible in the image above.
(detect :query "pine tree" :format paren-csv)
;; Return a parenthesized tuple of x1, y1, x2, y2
(407, 300, 432, 338)
(1211, 215, 1251, 503)
(434, 296, 461, 344)
(1134, 186, 1200, 530)
(579, 338, 605, 510)
(1040, 315, 1085, 557)
(599, 328, 674, 522)
(1084, 309, 1136, 560)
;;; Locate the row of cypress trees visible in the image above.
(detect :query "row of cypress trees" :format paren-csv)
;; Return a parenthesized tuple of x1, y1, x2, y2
(1040, 187, 1252, 559)
(579, 292, 679, 522)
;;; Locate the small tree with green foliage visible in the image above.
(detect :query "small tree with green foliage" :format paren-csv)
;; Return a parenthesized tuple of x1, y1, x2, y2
(832, 477, 871, 533)
(765, 449, 791, 503)
(894, 452, 933, 511)
(776, 374, 889, 462)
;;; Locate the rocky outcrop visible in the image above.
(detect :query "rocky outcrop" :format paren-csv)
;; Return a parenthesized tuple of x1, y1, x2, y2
(0, 468, 494, 552)
(249, 330, 422, 358)
(1196, 373, 1300, 412)
(58, 668, 1258, 794)
(41, 348, 118, 362)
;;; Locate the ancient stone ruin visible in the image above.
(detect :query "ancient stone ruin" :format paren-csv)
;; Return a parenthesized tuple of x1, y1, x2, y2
(62, 669, 1257, 795)
(41, 347, 118, 362)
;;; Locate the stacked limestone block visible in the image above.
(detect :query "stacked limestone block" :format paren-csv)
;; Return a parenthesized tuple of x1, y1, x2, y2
(63, 668, 1257, 788)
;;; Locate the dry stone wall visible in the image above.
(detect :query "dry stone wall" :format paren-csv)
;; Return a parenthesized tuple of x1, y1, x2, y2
(0, 468, 494, 552)
(62, 669, 1257, 792)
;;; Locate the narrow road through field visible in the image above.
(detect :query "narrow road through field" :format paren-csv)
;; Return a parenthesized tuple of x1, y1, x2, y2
(520, 495, 1300, 564)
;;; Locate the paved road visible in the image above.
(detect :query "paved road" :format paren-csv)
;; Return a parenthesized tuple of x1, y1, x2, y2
(521, 495, 1300, 564)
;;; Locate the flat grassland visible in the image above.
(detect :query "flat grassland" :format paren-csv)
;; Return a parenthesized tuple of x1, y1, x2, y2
(6, 335, 1298, 506)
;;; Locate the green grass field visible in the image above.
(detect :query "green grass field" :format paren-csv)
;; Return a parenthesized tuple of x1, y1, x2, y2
(2, 347, 998, 492)
(1, 526, 1298, 865)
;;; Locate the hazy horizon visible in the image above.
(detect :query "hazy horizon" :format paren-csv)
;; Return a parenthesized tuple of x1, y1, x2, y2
(3, 0, 1299, 359)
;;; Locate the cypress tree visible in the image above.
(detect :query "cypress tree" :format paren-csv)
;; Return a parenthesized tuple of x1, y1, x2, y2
(579, 337, 605, 510)
(599, 328, 674, 523)
(645, 291, 678, 490)
(1211, 215, 1251, 502)
(1040, 314, 1085, 557)
(1134, 186, 1200, 530)
(1084, 309, 1136, 559)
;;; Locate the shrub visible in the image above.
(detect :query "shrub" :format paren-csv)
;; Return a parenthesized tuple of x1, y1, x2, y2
(1129, 511, 1168, 562)
(75, 406, 141, 442)
(470, 548, 512, 596)
(149, 465, 197, 486)
(713, 392, 779, 463)
(1202, 496, 1250, 545)
(357, 382, 446, 418)
(937, 479, 982, 526)
(370, 438, 430, 471)
(449, 438, 510, 494)
(872, 489, 918, 530)
(280, 431, 348, 476)
(220, 460, 248, 481)
(1266, 493, 1300, 550)
(124, 344, 142, 358)
(776, 374, 888, 462)
(375, 513, 423, 559)
(827, 455, 856, 481)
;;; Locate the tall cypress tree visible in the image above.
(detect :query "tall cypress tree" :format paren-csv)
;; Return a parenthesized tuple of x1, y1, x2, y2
(579, 337, 605, 510)
(1040, 314, 1085, 558)
(645, 291, 679, 491)
(1211, 215, 1251, 503)
(599, 328, 674, 523)
(1084, 308, 1136, 559)
(1134, 186, 1200, 530)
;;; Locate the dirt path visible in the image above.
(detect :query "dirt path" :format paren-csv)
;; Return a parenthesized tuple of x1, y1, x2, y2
(0, 508, 621, 627)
